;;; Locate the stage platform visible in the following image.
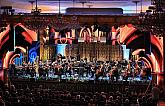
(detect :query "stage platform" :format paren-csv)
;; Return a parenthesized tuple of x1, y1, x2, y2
(10, 78, 151, 93)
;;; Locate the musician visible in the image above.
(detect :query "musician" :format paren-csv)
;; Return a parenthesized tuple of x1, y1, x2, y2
(122, 61, 130, 79)
(33, 62, 37, 77)
(84, 60, 90, 77)
(93, 58, 97, 64)
(95, 64, 104, 81)
(38, 61, 43, 77)
(66, 56, 71, 63)
(57, 64, 63, 79)
(77, 54, 80, 61)
(57, 54, 62, 64)
(87, 62, 93, 77)
(61, 62, 66, 75)
(123, 68, 129, 81)
(44, 60, 50, 77)
(107, 64, 113, 80)
(110, 66, 115, 81)
(79, 59, 85, 77)
(26, 62, 31, 76)
(102, 63, 107, 77)
(54, 64, 59, 76)
(133, 63, 140, 78)
(91, 63, 96, 78)
(140, 67, 147, 80)
(22, 61, 27, 76)
(66, 63, 72, 77)
(112, 66, 119, 82)
(95, 65, 101, 81)
(52, 60, 56, 72)
(30, 62, 36, 77)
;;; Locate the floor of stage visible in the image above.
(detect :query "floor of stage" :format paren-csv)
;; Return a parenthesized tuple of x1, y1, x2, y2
(14, 71, 152, 83)
(10, 78, 151, 93)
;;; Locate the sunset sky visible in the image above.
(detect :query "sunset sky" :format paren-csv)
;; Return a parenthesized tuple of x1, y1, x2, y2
(0, 0, 151, 13)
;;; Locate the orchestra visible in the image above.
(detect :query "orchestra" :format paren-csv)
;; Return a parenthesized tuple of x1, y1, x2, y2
(8, 56, 151, 81)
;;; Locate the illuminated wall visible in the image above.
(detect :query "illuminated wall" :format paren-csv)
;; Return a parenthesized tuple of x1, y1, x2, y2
(28, 41, 40, 63)
(122, 45, 130, 60)
(79, 25, 108, 43)
(57, 44, 67, 56)
(65, 43, 123, 61)
(42, 45, 55, 61)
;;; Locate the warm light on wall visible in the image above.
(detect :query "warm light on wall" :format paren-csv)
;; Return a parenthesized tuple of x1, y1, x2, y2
(132, 49, 145, 55)
(16, 23, 37, 41)
(119, 24, 137, 43)
(147, 53, 160, 73)
(3, 51, 13, 68)
(0, 25, 10, 43)
(138, 57, 152, 71)
(151, 35, 163, 57)
(9, 54, 20, 65)
(15, 46, 26, 53)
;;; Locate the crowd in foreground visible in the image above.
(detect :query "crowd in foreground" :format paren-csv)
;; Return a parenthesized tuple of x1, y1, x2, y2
(0, 81, 164, 106)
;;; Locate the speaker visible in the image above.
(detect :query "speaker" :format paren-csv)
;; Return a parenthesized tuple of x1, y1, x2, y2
(8, 24, 15, 51)
(144, 31, 151, 54)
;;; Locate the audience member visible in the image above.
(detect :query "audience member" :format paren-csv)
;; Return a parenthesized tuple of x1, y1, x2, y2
(152, 83, 160, 105)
